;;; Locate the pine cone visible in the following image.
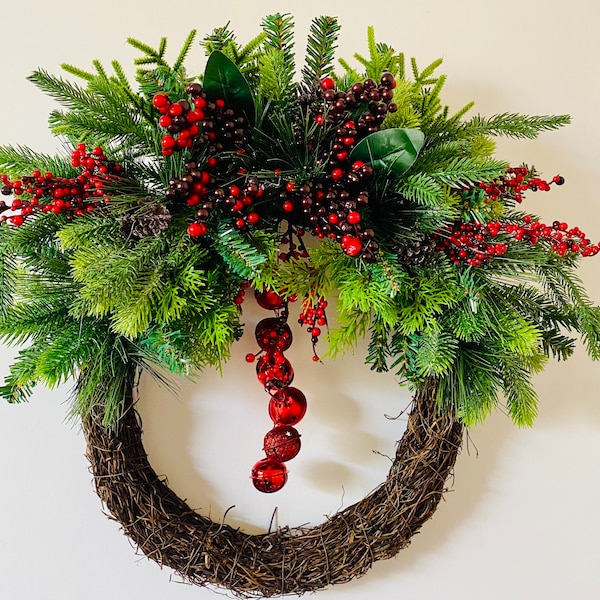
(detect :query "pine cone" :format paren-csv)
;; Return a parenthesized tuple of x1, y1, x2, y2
(394, 235, 438, 267)
(120, 203, 172, 240)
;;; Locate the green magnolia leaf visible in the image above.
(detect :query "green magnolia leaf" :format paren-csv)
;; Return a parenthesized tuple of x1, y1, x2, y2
(203, 51, 255, 122)
(350, 128, 425, 176)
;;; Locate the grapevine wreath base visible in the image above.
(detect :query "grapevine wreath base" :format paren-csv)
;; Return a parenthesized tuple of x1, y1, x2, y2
(83, 373, 463, 597)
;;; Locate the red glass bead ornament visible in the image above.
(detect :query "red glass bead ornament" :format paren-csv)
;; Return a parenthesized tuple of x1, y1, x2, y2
(250, 457, 288, 493)
(268, 386, 307, 425)
(263, 425, 301, 462)
(256, 354, 294, 389)
(255, 317, 293, 352)
(254, 288, 286, 310)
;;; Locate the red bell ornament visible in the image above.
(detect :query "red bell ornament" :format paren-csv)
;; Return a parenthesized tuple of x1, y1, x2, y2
(255, 317, 293, 352)
(250, 457, 288, 493)
(263, 425, 301, 462)
(268, 386, 307, 425)
(254, 288, 286, 310)
(256, 354, 294, 389)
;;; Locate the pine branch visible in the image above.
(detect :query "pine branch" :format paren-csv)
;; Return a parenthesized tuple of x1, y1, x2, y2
(0, 145, 76, 179)
(424, 156, 508, 187)
(301, 16, 341, 84)
(366, 317, 391, 372)
(461, 113, 571, 139)
(212, 225, 276, 281)
(173, 30, 197, 72)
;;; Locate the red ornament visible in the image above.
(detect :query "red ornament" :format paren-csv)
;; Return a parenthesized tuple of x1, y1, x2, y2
(254, 289, 286, 310)
(263, 426, 301, 462)
(268, 387, 307, 425)
(250, 458, 288, 493)
(256, 354, 294, 389)
(255, 317, 293, 352)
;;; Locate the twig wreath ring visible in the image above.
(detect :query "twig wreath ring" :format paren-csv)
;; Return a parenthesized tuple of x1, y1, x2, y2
(1, 14, 599, 596)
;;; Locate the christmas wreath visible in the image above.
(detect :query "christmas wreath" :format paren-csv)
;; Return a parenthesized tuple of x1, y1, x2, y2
(1, 14, 599, 596)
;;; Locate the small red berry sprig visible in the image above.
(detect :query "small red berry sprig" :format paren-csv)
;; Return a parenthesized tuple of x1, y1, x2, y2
(298, 295, 328, 362)
(154, 82, 249, 157)
(435, 216, 599, 266)
(466, 166, 565, 207)
(0, 144, 122, 227)
(245, 289, 306, 493)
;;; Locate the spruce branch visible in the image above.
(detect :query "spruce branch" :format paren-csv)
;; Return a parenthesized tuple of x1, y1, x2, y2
(461, 113, 571, 139)
(301, 16, 341, 84)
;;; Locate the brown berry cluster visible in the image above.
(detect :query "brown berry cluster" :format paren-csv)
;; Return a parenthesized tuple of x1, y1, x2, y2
(316, 73, 397, 128)
(280, 164, 377, 259)
(245, 289, 307, 493)
(304, 74, 398, 260)
(435, 216, 599, 266)
(278, 227, 309, 261)
(0, 144, 122, 227)
(154, 83, 248, 157)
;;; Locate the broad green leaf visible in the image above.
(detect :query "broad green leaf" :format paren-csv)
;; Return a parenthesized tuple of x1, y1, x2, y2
(203, 51, 255, 122)
(350, 128, 425, 176)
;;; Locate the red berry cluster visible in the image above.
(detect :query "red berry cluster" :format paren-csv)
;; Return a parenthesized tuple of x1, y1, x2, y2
(154, 93, 203, 155)
(436, 216, 599, 266)
(154, 83, 248, 157)
(0, 144, 122, 226)
(245, 289, 307, 493)
(298, 295, 328, 361)
(468, 166, 565, 206)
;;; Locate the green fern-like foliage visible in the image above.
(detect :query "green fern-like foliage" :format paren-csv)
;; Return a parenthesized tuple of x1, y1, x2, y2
(0, 17, 597, 433)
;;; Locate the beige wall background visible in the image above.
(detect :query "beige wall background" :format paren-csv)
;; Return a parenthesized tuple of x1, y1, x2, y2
(0, 1, 599, 599)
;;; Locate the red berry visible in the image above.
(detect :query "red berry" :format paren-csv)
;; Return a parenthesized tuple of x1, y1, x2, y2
(342, 236, 363, 257)
(158, 115, 172, 128)
(247, 212, 260, 224)
(187, 222, 207, 237)
(168, 103, 184, 116)
(161, 135, 176, 150)
(330, 168, 344, 181)
(347, 211, 361, 224)
(282, 200, 294, 212)
(9, 215, 24, 227)
(152, 94, 170, 109)
(320, 77, 335, 91)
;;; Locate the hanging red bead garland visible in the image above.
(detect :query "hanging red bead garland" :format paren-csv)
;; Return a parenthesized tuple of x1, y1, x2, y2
(244, 287, 313, 493)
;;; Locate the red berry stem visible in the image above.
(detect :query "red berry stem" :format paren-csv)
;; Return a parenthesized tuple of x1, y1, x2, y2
(0, 144, 123, 227)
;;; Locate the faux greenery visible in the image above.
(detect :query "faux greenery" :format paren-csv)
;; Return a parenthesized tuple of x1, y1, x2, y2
(0, 14, 598, 429)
